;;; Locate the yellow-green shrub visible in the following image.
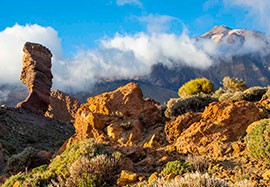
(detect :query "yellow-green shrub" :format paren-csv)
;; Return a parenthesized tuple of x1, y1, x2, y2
(178, 78, 215, 97)
(162, 160, 190, 176)
(222, 76, 247, 93)
(246, 119, 270, 164)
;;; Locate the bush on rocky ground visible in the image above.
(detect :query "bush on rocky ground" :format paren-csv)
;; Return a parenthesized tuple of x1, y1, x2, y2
(165, 95, 218, 118)
(246, 119, 270, 164)
(3, 139, 122, 187)
(178, 78, 215, 97)
(222, 76, 247, 93)
(145, 172, 228, 187)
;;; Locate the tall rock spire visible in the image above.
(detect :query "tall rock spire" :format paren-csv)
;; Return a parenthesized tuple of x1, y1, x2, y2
(17, 42, 53, 115)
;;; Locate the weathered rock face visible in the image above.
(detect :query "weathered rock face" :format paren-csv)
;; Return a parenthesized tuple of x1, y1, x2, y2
(63, 83, 164, 150)
(165, 112, 201, 143)
(45, 90, 81, 123)
(171, 101, 265, 156)
(17, 42, 53, 115)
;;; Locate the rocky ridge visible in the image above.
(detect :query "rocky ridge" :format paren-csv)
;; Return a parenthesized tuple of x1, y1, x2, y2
(45, 90, 81, 123)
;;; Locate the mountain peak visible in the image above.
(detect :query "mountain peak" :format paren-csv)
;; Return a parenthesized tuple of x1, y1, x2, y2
(201, 25, 232, 38)
(200, 25, 266, 45)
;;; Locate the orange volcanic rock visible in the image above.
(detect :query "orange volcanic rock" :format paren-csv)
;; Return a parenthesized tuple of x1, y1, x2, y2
(45, 90, 81, 123)
(174, 101, 264, 156)
(165, 112, 201, 143)
(62, 83, 163, 149)
(17, 42, 53, 115)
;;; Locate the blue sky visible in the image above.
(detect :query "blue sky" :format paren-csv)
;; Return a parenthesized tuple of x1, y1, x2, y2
(0, 0, 263, 54)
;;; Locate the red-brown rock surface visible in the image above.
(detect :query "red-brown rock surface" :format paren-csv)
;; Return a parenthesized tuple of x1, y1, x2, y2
(171, 101, 265, 156)
(165, 112, 201, 143)
(63, 83, 164, 149)
(17, 42, 53, 115)
(45, 90, 81, 123)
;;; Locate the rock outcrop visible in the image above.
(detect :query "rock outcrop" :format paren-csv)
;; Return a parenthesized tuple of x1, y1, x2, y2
(168, 101, 265, 156)
(62, 83, 164, 150)
(45, 90, 81, 123)
(17, 42, 53, 115)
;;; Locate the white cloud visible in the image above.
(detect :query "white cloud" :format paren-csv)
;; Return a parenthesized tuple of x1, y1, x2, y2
(1, 23, 269, 94)
(0, 24, 63, 84)
(223, 0, 270, 32)
(137, 14, 181, 33)
(116, 0, 143, 7)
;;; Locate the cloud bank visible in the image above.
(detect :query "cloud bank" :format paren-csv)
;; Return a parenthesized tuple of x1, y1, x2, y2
(0, 23, 269, 94)
(0, 24, 63, 84)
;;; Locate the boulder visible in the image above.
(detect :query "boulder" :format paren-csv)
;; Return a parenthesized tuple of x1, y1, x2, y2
(45, 90, 81, 123)
(63, 83, 163, 148)
(17, 42, 53, 115)
(117, 170, 139, 186)
(174, 101, 264, 155)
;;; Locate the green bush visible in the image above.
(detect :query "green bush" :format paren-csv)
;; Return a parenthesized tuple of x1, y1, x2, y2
(5, 147, 37, 173)
(165, 95, 218, 118)
(246, 119, 270, 164)
(178, 78, 215, 97)
(163, 160, 190, 176)
(222, 76, 247, 93)
(3, 139, 122, 187)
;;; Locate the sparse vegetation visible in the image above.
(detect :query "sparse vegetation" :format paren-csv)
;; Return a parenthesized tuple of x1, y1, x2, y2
(162, 160, 190, 176)
(222, 76, 247, 93)
(246, 119, 270, 164)
(5, 147, 37, 174)
(165, 95, 217, 118)
(146, 172, 228, 187)
(186, 155, 210, 173)
(178, 78, 215, 97)
(3, 139, 122, 187)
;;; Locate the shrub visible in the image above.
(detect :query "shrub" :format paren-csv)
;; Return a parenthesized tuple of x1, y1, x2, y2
(5, 147, 37, 173)
(213, 87, 225, 99)
(66, 154, 120, 187)
(178, 78, 215, 97)
(222, 76, 247, 93)
(146, 172, 228, 187)
(246, 119, 270, 164)
(186, 155, 210, 173)
(165, 95, 218, 118)
(261, 87, 270, 101)
(3, 139, 122, 187)
(162, 160, 190, 176)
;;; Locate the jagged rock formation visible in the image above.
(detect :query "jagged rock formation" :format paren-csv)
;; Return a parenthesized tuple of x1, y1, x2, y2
(0, 105, 75, 175)
(45, 90, 81, 123)
(61, 83, 164, 150)
(166, 101, 265, 156)
(17, 42, 53, 115)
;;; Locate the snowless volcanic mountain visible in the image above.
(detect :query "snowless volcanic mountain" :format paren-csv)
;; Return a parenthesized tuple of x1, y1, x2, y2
(2, 25, 270, 105)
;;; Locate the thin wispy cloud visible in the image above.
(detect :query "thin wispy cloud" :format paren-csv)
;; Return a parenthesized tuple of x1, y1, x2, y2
(137, 14, 181, 33)
(223, 0, 270, 32)
(116, 0, 143, 7)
